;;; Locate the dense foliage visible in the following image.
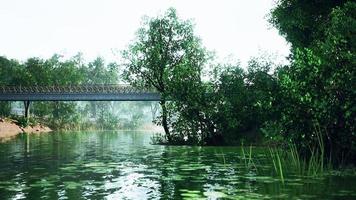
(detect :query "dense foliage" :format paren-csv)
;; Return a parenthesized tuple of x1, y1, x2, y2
(270, 0, 355, 164)
(122, 8, 210, 142)
(126, 4, 355, 166)
(0, 55, 153, 130)
(123, 9, 280, 145)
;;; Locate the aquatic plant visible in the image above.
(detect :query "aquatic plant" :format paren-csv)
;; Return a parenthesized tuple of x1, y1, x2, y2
(240, 142, 257, 171)
(268, 147, 284, 183)
(268, 129, 332, 179)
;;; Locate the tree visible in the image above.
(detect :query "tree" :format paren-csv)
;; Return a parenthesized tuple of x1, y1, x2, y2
(81, 57, 119, 126)
(122, 8, 209, 141)
(269, 0, 347, 48)
(211, 57, 279, 144)
(270, 1, 355, 164)
(0, 56, 23, 116)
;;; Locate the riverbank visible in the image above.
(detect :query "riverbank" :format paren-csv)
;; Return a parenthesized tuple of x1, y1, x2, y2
(0, 118, 52, 140)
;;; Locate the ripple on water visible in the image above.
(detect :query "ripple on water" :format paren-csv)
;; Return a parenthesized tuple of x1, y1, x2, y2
(0, 131, 355, 199)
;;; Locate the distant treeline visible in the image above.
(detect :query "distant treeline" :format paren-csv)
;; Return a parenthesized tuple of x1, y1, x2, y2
(0, 55, 157, 130)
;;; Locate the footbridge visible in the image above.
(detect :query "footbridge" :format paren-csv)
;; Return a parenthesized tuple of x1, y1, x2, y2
(0, 85, 161, 118)
(0, 85, 161, 101)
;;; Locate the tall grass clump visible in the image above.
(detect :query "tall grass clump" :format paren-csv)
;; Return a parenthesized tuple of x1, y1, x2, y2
(268, 147, 284, 183)
(241, 142, 257, 171)
(268, 127, 332, 179)
(305, 125, 333, 176)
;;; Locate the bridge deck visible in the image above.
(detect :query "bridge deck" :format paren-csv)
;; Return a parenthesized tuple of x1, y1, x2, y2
(0, 85, 161, 101)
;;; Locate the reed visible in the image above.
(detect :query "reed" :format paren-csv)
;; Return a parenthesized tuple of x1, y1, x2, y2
(248, 145, 253, 167)
(268, 127, 332, 178)
(241, 142, 257, 171)
(241, 142, 247, 167)
(288, 143, 304, 174)
(268, 147, 284, 183)
(219, 149, 226, 165)
(304, 125, 331, 176)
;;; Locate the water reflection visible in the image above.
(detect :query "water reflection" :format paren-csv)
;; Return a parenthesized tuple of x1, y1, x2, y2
(0, 131, 355, 199)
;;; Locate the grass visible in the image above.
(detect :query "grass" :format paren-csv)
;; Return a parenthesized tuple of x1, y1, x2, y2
(289, 143, 303, 174)
(267, 128, 332, 181)
(240, 142, 257, 171)
(216, 149, 227, 165)
(268, 147, 284, 183)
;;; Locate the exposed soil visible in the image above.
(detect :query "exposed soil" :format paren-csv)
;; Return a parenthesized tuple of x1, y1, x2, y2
(0, 118, 52, 141)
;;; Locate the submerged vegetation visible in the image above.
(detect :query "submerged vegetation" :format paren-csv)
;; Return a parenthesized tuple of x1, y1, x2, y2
(0, 0, 355, 171)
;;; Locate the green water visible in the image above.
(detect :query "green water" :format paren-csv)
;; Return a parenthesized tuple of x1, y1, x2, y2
(0, 131, 355, 199)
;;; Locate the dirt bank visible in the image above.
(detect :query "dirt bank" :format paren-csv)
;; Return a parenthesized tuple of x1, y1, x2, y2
(0, 118, 52, 140)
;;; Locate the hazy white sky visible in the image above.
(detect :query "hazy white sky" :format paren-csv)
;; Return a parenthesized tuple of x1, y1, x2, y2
(0, 0, 290, 66)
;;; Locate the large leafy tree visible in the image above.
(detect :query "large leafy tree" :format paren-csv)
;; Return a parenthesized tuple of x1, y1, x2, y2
(269, 0, 348, 48)
(122, 8, 209, 141)
(270, 1, 355, 163)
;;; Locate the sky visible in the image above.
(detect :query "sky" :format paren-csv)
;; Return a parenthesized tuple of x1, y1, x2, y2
(0, 0, 290, 67)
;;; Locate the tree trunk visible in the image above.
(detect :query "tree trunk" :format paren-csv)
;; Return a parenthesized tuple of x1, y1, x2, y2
(24, 101, 31, 119)
(160, 99, 171, 142)
(150, 102, 158, 120)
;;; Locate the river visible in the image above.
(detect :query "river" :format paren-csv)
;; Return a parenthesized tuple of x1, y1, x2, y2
(0, 131, 355, 199)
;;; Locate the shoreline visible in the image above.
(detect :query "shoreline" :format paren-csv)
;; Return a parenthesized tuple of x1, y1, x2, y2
(0, 118, 163, 141)
(0, 118, 52, 141)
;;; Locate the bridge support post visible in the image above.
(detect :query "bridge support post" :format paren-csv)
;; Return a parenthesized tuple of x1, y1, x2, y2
(24, 100, 31, 119)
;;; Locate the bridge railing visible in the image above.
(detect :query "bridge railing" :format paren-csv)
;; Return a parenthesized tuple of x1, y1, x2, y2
(0, 85, 156, 94)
